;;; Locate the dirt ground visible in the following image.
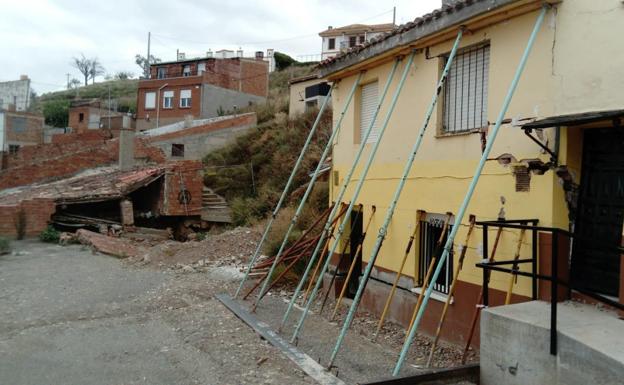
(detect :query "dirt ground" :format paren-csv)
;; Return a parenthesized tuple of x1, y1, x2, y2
(0, 239, 314, 385)
(1, 227, 477, 384)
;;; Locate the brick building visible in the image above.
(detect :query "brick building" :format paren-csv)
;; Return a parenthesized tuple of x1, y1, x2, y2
(68, 99, 129, 134)
(136, 57, 268, 131)
(0, 109, 44, 159)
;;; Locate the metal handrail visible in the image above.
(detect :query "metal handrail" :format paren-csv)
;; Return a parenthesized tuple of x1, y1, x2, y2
(476, 220, 624, 358)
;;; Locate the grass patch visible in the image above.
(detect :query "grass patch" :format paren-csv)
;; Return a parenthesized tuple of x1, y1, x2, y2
(39, 225, 61, 243)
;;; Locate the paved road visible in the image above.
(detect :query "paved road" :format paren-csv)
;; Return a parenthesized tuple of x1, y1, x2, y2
(0, 241, 313, 385)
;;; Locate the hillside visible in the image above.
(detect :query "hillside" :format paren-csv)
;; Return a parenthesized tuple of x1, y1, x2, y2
(33, 79, 139, 117)
(202, 64, 328, 255)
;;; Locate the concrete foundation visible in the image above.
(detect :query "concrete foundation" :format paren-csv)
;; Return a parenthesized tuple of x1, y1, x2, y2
(480, 301, 624, 385)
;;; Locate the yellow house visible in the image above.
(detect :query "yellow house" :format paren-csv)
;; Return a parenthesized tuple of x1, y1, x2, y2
(319, 0, 624, 348)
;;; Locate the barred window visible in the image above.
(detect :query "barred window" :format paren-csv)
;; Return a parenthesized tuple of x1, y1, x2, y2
(419, 213, 454, 294)
(442, 44, 490, 133)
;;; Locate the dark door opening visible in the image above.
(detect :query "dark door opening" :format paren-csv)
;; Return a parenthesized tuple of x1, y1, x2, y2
(346, 209, 363, 299)
(571, 128, 624, 297)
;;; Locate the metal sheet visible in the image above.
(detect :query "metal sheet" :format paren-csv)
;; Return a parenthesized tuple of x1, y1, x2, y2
(215, 294, 346, 385)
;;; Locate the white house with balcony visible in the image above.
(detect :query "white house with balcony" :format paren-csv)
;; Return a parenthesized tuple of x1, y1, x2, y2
(319, 23, 396, 60)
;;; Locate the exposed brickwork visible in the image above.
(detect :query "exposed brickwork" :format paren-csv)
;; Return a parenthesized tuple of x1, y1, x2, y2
(0, 198, 55, 238)
(51, 130, 112, 145)
(161, 160, 203, 216)
(68, 106, 100, 133)
(0, 136, 166, 190)
(137, 58, 268, 129)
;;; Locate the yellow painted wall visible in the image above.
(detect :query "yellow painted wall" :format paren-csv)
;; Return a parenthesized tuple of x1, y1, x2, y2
(328, 2, 622, 299)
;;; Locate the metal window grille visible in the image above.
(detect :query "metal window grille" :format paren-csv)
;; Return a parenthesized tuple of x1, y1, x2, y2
(443, 44, 490, 133)
(360, 81, 380, 144)
(419, 217, 453, 294)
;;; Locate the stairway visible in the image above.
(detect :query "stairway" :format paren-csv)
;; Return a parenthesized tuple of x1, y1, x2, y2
(201, 187, 232, 223)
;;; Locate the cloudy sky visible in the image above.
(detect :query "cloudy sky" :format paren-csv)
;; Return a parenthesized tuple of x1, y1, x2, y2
(0, 0, 440, 94)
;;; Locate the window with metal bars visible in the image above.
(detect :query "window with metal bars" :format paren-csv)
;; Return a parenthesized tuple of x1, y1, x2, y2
(442, 44, 490, 134)
(419, 215, 453, 294)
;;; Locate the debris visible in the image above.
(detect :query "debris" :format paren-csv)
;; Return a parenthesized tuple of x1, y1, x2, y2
(75, 229, 144, 259)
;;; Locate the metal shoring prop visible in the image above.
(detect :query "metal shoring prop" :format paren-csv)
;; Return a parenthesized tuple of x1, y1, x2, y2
(373, 210, 427, 340)
(326, 29, 465, 369)
(236, 82, 336, 298)
(291, 51, 417, 345)
(252, 73, 365, 307)
(393, 6, 549, 375)
(330, 206, 377, 321)
(426, 215, 476, 367)
(279, 58, 401, 332)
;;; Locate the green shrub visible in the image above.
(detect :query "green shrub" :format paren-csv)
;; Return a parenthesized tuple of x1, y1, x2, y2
(0, 236, 10, 255)
(39, 225, 60, 243)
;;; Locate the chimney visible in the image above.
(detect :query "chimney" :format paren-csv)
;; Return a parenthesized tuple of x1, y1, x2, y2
(236, 49, 243, 58)
(206, 49, 213, 58)
(328, 26, 333, 30)
(255, 51, 264, 60)
(19, 75, 28, 81)
(441, 0, 454, 6)
(177, 52, 186, 61)
(118, 123, 135, 171)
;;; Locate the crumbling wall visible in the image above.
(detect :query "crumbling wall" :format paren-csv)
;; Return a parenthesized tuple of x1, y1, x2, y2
(0, 136, 166, 190)
(0, 198, 55, 238)
(160, 160, 203, 216)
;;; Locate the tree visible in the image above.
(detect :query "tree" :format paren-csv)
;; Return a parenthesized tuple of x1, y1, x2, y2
(68, 78, 81, 89)
(89, 58, 105, 84)
(42, 99, 70, 128)
(135, 54, 161, 77)
(114, 71, 134, 80)
(72, 54, 91, 86)
(273, 51, 297, 71)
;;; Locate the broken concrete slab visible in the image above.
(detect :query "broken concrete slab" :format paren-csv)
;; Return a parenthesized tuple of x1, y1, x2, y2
(76, 229, 144, 259)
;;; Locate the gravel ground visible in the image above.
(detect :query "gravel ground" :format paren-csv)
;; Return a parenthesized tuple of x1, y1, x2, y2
(0, 240, 314, 385)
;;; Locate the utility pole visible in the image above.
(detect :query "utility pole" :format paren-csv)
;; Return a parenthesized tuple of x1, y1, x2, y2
(393, 6, 396, 25)
(146, 32, 151, 79)
(108, 83, 111, 130)
(66, 73, 71, 89)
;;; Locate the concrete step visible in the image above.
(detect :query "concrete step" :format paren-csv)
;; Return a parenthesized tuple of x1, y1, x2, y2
(481, 301, 624, 385)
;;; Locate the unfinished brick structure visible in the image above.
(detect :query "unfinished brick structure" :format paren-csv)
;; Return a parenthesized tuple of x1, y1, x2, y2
(0, 110, 44, 157)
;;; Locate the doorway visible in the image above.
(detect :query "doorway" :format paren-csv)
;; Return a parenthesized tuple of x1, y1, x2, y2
(571, 128, 624, 297)
(346, 209, 363, 299)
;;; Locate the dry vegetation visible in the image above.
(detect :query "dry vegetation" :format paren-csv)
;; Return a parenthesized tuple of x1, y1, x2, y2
(202, 65, 331, 257)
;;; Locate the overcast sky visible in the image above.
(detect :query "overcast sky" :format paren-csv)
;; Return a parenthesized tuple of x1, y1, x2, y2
(0, 0, 440, 94)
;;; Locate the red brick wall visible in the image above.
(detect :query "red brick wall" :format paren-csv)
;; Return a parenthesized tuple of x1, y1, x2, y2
(240, 60, 269, 97)
(161, 160, 203, 216)
(0, 136, 166, 190)
(51, 130, 112, 145)
(3, 111, 44, 145)
(68, 106, 100, 133)
(0, 198, 55, 238)
(138, 58, 268, 124)
(136, 77, 202, 122)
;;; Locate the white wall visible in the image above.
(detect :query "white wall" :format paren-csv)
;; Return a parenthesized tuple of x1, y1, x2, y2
(0, 79, 30, 111)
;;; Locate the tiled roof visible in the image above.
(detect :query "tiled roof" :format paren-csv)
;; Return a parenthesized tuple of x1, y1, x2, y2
(319, 23, 397, 37)
(318, 0, 520, 72)
(0, 166, 165, 205)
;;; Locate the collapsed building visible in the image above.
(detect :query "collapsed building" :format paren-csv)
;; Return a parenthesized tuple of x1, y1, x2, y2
(0, 113, 255, 239)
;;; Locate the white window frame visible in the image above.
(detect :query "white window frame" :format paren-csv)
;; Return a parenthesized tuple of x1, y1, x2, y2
(163, 90, 174, 109)
(182, 65, 191, 77)
(180, 89, 192, 108)
(144, 92, 156, 109)
(442, 43, 490, 134)
(197, 63, 206, 74)
(359, 81, 380, 144)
